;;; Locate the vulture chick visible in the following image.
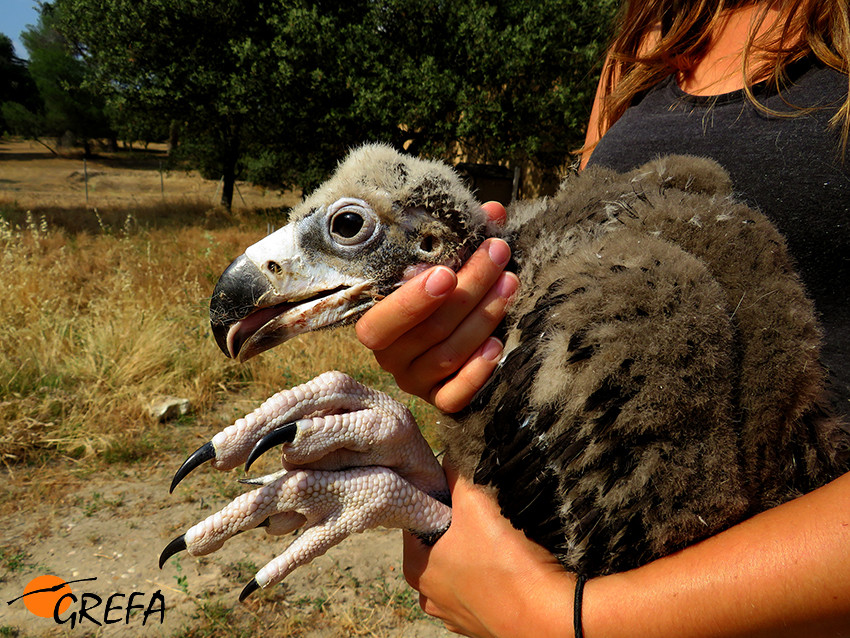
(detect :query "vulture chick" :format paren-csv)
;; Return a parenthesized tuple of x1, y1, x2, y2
(162, 144, 846, 601)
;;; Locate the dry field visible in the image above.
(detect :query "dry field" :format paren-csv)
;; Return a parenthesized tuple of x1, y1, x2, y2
(0, 138, 447, 637)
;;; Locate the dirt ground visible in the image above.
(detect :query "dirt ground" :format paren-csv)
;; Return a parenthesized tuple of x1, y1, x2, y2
(0, 139, 449, 638)
(1, 453, 446, 637)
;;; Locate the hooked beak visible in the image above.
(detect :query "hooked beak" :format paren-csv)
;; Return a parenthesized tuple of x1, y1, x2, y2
(209, 226, 372, 361)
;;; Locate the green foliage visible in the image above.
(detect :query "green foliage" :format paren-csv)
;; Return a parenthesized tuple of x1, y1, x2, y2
(0, 547, 34, 573)
(51, 0, 617, 202)
(0, 11, 112, 151)
(0, 33, 40, 135)
(1, 101, 41, 137)
(347, 0, 618, 170)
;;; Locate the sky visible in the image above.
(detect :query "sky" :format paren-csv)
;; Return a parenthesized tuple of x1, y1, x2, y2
(1, 0, 42, 59)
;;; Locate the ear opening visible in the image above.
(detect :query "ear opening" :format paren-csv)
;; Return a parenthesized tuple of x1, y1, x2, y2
(419, 235, 441, 255)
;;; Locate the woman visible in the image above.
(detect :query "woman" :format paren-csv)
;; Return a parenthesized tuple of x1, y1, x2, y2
(356, 1, 850, 635)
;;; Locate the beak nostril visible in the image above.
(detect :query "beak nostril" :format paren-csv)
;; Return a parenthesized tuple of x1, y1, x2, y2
(266, 261, 282, 275)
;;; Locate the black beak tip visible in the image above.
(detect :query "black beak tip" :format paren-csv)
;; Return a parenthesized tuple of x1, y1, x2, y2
(211, 318, 233, 358)
(210, 254, 272, 359)
(159, 534, 187, 569)
(170, 442, 216, 493)
(239, 578, 260, 602)
(245, 423, 299, 472)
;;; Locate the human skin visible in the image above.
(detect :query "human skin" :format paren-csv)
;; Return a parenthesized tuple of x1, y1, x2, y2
(356, 201, 516, 414)
(401, 463, 850, 638)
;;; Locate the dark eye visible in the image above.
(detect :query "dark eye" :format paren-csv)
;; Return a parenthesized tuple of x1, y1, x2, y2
(328, 201, 377, 246)
(332, 211, 364, 239)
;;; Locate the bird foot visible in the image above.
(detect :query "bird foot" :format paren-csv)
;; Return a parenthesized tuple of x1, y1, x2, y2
(161, 370, 451, 598)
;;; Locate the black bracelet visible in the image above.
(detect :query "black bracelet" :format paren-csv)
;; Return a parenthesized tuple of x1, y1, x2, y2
(574, 574, 587, 638)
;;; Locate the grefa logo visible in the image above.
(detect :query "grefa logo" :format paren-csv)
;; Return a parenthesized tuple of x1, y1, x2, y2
(6, 575, 165, 629)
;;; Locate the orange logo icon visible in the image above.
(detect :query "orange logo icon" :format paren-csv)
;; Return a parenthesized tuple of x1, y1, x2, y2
(22, 575, 73, 618)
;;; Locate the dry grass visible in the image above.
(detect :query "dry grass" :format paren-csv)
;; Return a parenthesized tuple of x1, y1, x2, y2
(169, 574, 432, 638)
(0, 210, 440, 469)
(0, 142, 441, 471)
(0, 213, 233, 463)
(0, 140, 447, 638)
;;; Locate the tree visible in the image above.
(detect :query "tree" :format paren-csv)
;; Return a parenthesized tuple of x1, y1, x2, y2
(0, 34, 40, 135)
(250, 0, 618, 191)
(54, 0, 306, 208)
(53, 0, 616, 206)
(350, 0, 616, 176)
(1, 10, 112, 154)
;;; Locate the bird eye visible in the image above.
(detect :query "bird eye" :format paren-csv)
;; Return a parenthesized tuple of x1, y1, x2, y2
(327, 200, 378, 247)
(332, 211, 364, 239)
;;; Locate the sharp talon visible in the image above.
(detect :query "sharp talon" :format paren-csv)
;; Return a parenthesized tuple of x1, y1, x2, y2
(170, 442, 216, 493)
(239, 578, 260, 602)
(245, 423, 298, 471)
(159, 534, 187, 569)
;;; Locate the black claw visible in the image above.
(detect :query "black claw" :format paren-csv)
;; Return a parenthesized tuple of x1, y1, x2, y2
(239, 578, 260, 602)
(159, 534, 187, 569)
(170, 442, 216, 493)
(245, 423, 298, 471)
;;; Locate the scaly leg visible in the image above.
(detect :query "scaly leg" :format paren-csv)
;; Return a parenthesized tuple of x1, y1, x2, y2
(161, 371, 451, 600)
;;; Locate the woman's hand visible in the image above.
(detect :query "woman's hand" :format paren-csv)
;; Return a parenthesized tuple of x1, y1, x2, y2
(403, 462, 576, 637)
(403, 466, 850, 638)
(356, 202, 518, 413)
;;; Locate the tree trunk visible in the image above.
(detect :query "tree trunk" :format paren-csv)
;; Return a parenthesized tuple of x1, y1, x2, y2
(221, 164, 235, 210)
(219, 127, 240, 211)
(167, 120, 179, 154)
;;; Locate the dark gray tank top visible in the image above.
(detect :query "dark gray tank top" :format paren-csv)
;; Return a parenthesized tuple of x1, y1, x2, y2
(588, 61, 849, 417)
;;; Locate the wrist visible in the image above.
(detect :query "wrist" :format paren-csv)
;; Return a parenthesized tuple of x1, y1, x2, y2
(502, 566, 578, 638)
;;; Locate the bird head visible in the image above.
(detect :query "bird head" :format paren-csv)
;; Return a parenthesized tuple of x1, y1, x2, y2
(210, 143, 493, 361)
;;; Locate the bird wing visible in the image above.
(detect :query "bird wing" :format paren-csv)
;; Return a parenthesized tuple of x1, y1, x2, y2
(464, 226, 751, 576)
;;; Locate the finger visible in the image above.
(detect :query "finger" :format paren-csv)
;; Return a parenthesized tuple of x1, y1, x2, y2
(481, 201, 507, 226)
(417, 596, 448, 627)
(420, 597, 476, 638)
(408, 270, 517, 394)
(443, 622, 474, 637)
(379, 239, 511, 367)
(430, 337, 505, 413)
(430, 238, 511, 333)
(356, 266, 458, 351)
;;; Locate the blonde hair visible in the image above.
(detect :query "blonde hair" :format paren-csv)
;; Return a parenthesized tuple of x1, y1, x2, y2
(595, 0, 850, 152)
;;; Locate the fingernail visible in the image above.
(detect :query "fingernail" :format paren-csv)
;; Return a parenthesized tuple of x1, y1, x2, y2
(487, 239, 510, 267)
(494, 272, 519, 299)
(425, 267, 455, 297)
(481, 338, 503, 362)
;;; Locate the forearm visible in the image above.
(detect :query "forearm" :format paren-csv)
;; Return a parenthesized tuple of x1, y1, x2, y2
(586, 472, 850, 638)
(405, 470, 850, 638)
